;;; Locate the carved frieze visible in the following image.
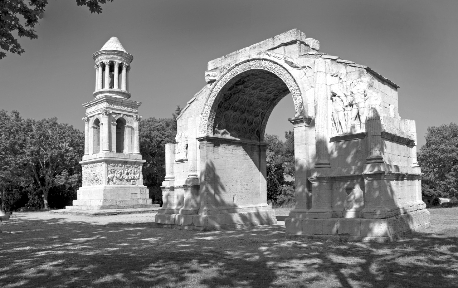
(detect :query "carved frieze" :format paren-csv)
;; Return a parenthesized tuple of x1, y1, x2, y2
(107, 163, 141, 185)
(86, 102, 138, 115)
(82, 163, 103, 186)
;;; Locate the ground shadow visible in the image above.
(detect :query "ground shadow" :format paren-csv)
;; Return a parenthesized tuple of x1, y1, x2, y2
(1, 211, 457, 287)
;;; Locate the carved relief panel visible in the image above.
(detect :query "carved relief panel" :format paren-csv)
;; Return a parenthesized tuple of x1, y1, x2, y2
(329, 65, 375, 136)
(107, 163, 142, 185)
(82, 163, 104, 186)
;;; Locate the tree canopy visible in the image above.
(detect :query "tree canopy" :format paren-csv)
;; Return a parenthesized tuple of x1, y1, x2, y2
(0, 0, 113, 59)
(418, 123, 458, 199)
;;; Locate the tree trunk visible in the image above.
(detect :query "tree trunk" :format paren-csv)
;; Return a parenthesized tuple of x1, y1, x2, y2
(43, 190, 49, 210)
(1, 187, 4, 212)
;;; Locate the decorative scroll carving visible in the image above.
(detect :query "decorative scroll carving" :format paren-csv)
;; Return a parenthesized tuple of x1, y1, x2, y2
(107, 163, 141, 185)
(175, 132, 188, 161)
(82, 116, 89, 122)
(82, 163, 103, 186)
(200, 59, 304, 137)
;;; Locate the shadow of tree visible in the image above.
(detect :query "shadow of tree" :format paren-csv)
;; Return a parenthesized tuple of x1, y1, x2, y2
(1, 211, 457, 287)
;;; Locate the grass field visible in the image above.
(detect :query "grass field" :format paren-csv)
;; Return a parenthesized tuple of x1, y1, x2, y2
(0, 207, 457, 288)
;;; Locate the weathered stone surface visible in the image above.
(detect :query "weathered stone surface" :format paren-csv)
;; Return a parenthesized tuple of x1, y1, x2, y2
(63, 37, 153, 212)
(158, 29, 429, 239)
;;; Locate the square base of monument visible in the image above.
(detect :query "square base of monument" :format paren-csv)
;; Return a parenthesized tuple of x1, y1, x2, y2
(68, 185, 153, 210)
(285, 209, 430, 242)
(155, 206, 277, 230)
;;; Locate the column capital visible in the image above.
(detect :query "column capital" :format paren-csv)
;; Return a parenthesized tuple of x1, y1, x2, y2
(103, 60, 111, 65)
(82, 116, 90, 122)
(288, 116, 313, 126)
(134, 115, 142, 121)
(102, 109, 111, 116)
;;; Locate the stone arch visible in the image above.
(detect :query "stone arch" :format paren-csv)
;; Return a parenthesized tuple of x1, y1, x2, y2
(115, 117, 126, 153)
(92, 117, 101, 154)
(199, 59, 304, 140)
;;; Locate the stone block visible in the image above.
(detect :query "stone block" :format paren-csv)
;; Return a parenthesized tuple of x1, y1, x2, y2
(285, 218, 303, 235)
(360, 219, 390, 238)
(338, 219, 361, 236)
(302, 219, 323, 235)
(155, 214, 176, 225)
(322, 219, 339, 235)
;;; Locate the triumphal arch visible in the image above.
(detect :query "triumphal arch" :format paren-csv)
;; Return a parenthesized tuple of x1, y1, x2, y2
(156, 29, 430, 240)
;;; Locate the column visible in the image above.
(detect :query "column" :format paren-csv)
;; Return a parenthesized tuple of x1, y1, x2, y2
(288, 116, 311, 212)
(259, 143, 267, 204)
(101, 111, 110, 151)
(104, 61, 110, 90)
(114, 61, 119, 89)
(83, 117, 89, 155)
(133, 115, 141, 154)
(187, 118, 198, 179)
(124, 123, 132, 153)
(164, 144, 176, 182)
(97, 63, 103, 91)
(94, 65, 98, 91)
(121, 63, 128, 90)
(314, 58, 331, 168)
(307, 58, 332, 219)
(111, 118, 117, 152)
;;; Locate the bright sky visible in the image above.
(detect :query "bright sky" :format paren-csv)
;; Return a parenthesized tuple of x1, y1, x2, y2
(1, 0, 457, 147)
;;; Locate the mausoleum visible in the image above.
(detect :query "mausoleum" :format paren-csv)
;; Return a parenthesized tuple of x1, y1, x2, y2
(156, 29, 430, 241)
(69, 37, 152, 210)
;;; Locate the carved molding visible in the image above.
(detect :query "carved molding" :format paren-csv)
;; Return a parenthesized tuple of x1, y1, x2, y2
(86, 102, 138, 115)
(199, 59, 304, 137)
(107, 163, 141, 185)
(82, 163, 103, 186)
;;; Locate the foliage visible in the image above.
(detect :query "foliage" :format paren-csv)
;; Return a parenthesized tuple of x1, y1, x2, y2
(139, 107, 180, 204)
(0, 0, 112, 59)
(0, 110, 83, 210)
(265, 132, 295, 206)
(418, 123, 458, 199)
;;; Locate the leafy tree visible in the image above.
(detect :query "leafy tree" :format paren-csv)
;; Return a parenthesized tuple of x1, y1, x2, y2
(0, 0, 113, 59)
(139, 110, 179, 203)
(23, 118, 84, 209)
(0, 110, 31, 211)
(265, 132, 295, 205)
(418, 123, 458, 199)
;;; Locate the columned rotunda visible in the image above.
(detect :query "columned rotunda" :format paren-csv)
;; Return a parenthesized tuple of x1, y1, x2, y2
(68, 37, 153, 210)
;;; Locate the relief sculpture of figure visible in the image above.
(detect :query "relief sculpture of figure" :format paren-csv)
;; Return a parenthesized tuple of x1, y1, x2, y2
(330, 90, 346, 135)
(349, 76, 373, 130)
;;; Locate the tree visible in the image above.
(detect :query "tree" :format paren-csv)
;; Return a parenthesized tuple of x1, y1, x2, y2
(23, 118, 84, 209)
(0, 0, 113, 59)
(0, 110, 31, 211)
(139, 111, 179, 203)
(418, 123, 458, 199)
(265, 132, 295, 205)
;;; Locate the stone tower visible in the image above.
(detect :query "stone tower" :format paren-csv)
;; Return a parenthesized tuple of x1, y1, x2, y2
(70, 37, 152, 210)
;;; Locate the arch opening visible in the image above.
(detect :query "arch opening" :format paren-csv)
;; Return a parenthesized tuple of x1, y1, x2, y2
(92, 118, 100, 154)
(212, 70, 291, 142)
(116, 118, 126, 153)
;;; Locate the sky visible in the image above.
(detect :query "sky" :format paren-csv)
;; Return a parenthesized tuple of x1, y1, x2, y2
(1, 0, 457, 147)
